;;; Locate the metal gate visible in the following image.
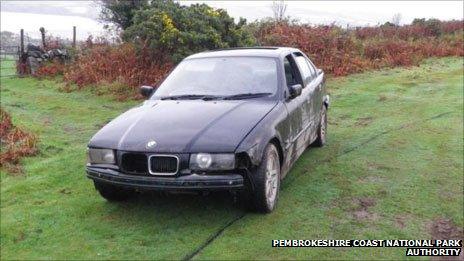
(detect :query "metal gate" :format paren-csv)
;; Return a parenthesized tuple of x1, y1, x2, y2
(0, 46, 19, 77)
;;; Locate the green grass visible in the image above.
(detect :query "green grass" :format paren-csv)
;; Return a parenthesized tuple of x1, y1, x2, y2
(1, 57, 462, 260)
(0, 58, 17, 77)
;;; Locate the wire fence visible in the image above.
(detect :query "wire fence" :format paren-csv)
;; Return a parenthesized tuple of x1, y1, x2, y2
(1, 27, 77, 78)
(0, 46, 20, 77)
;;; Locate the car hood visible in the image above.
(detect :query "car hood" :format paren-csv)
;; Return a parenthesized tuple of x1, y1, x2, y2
(89, 99, 278, 153)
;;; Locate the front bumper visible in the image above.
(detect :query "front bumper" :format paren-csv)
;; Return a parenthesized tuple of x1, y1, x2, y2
(86, 167, 244, 190)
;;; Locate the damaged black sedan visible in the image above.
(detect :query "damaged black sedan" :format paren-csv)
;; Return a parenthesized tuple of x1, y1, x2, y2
(86, 47, 329, 213)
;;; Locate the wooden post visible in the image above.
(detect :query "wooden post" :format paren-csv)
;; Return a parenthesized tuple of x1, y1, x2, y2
(40, 27, 46, 49)
(20, 29, 24, 55)
(72, 26, 76, 48)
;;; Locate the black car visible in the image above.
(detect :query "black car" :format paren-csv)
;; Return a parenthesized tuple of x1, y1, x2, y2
(86, 47, 329, 213)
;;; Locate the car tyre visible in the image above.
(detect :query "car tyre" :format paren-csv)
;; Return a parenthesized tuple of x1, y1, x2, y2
(314, 106, 327, 147)
(251, 143, 281, 213)
(94, 181, 134, 202)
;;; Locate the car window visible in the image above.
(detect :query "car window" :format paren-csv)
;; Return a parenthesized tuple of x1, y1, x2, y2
(153, 57, 278, 97)
(284, 57, 297, 87)
(294, 55, 312, 85)
(306, 57, 317, 79)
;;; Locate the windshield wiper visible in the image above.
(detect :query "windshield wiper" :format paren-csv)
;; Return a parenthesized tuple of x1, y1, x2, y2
(160, 93, 272, 101)
(222, 92, 273, 100)
(160, 94, 219, 100)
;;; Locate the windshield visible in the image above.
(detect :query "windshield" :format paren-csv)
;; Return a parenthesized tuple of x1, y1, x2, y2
(152, 57, 278, 99)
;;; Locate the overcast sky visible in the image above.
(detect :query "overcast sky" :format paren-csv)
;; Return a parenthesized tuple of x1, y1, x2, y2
(1, 1, 463, 40)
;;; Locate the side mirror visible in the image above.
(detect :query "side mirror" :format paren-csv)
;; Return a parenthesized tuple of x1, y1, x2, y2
(317, 68, 323, 75)
(289, 84, 302, 99)
(140, 85, 154, 98)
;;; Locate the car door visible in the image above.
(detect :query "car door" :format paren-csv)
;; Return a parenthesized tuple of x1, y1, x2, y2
(293, 52, 318, 146)
(281, 55, 305, 164)
(305, 56, 324, 127)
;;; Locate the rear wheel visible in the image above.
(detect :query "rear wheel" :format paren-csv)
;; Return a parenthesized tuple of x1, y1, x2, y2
(314, 106, 327, 147)
(250, 143, 281, 213)
(94, 181, 134, 202)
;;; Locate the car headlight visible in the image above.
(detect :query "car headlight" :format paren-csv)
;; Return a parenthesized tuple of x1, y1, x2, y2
(189, 153, 235, 170)
(87, 148, 115, 164)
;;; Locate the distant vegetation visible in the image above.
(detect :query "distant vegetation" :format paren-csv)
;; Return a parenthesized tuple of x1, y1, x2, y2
(31, 0, 463, 100)
(0, 31, 41, 48)
(250, 18, 463, 76)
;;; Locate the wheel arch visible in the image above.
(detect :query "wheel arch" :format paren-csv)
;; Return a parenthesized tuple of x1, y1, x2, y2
(269, 137, 284, 169)
(235, 102, 287, 167)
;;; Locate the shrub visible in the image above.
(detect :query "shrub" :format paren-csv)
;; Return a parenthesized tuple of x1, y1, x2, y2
(252, 20, 463, 76)
(62, 17, 463, 98)
(63, 43, 173, 98)
(0, 108, 38, 173)
(123, 0, 255, 63)
(35, 60, 66, 78)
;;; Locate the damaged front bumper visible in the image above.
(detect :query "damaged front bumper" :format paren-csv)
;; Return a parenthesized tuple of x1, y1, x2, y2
(86, 167, 244, 191)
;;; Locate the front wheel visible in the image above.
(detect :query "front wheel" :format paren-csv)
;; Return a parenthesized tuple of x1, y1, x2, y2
(314, 106, 327, 147)
(251, 143, 281, 213)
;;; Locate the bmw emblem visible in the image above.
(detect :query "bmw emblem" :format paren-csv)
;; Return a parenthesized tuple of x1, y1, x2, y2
(146, 140, 157, 149)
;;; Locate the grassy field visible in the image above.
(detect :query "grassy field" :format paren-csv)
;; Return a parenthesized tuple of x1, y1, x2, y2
(1, 57, 462, 260)
(0, 58, 17, 77)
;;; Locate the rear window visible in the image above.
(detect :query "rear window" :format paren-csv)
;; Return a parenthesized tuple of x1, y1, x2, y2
(295, 56, 312, 85)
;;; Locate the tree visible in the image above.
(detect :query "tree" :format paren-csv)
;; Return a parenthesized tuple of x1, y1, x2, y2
(99, 0, 149, 30)
(412, 18, 442, 36)
(123, 0, 255, 63)
(391, 13, 402, 26)
(271, 0, 287, 23)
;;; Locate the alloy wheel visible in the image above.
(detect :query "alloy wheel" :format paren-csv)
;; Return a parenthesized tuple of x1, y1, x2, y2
(265, 150, 279, 208)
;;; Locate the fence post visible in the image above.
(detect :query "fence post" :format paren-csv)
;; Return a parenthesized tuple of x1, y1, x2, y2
(72, 26, 76, 48)
(40, 27, 46, 49)
(20, 29, 24, 55)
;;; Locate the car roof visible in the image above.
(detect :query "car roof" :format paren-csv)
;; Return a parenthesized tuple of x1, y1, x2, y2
(185, 47, 301, 60)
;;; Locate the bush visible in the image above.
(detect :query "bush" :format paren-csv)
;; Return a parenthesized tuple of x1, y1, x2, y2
(35, 60, 66, 78)
(63, 43, 173, 98)
(123, 0, 255, 63)
(62, 17, 463, 98)
(251, 20, 463, 76)
(0, 108, 38, 173)
(63, 0, 255, 96)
